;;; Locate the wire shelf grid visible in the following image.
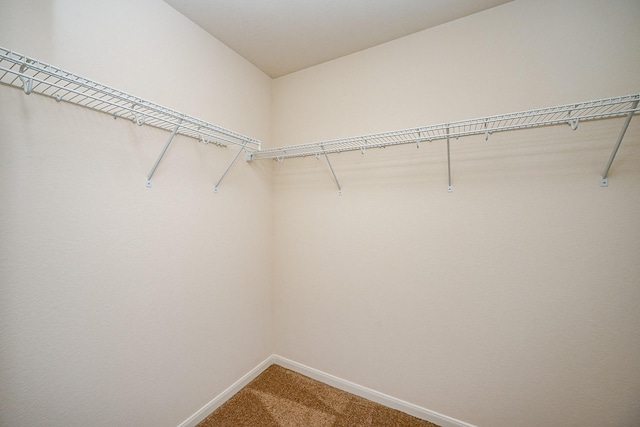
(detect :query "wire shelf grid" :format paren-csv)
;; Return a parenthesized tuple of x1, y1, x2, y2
(0, 47, 261, 151)
(247, 93, 639, 161)
(2, 46, 638, 188)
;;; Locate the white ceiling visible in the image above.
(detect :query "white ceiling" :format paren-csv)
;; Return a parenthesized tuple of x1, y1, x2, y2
(163, 0, 512, 78)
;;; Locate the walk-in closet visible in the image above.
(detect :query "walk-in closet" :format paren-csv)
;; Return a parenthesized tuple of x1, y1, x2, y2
(1, 1, 639, 426)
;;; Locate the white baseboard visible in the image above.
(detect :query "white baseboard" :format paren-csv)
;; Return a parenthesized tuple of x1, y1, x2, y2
(178, 354, 476, 427)
(272, 355, 477, 427)
(177, 355, 274, 427)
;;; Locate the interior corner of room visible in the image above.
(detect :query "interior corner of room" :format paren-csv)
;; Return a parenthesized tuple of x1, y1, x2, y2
(1, 0, 639, 426)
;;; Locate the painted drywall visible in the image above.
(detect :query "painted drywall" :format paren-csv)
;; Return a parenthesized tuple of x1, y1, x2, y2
(2, 0, 640, 426)
(272, 1, 640, 426)
(0, 1, 273, 426)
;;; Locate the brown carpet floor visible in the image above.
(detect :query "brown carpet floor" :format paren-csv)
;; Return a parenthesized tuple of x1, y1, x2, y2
(197, 364, 440, 426)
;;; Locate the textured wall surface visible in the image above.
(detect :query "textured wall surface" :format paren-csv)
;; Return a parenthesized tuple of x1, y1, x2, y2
(0, 1, 273, 426)
(2, 1, 640, 427)
(271, 1, 640, 426)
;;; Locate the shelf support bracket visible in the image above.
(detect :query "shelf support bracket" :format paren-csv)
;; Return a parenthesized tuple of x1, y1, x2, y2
(446, 126, 453, 193)
(600, 99, 638, 187)
(146, 118, 183, 188)
(322, 147, 342, 196)
(214, 146, 245, 193)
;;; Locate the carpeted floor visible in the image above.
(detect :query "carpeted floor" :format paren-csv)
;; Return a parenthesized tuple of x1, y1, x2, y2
(197, 364, 440, 426)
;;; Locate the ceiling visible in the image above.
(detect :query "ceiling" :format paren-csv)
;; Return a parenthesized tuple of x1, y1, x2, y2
(163, 0, 512, 78)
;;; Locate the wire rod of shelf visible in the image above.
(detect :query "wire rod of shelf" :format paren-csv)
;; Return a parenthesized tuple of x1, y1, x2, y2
(247, 93, 640, 161)
(0, 47, 260, 151)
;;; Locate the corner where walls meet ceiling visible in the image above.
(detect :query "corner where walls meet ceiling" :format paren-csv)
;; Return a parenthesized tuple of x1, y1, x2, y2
(162, 0, 513, 78)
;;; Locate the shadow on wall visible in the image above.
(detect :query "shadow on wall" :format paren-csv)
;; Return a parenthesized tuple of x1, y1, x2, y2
(271, 119, 639, 194)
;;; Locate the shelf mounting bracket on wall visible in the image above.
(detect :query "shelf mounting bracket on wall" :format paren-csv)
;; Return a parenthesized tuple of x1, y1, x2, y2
(214, 146, 245, 193)
(146, 118, 183, 188)
(321, 146, 343, 196)
(446, 125, 453, 193)
(599, 99, 639, 187)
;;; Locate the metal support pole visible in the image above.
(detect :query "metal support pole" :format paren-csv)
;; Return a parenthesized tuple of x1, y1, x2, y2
(446, 126, 453, 193)
(322, 146, 342, 196)
(146, 118, 183, 187)
(214, 146, 245, 193)
(600, 100, 638, 187)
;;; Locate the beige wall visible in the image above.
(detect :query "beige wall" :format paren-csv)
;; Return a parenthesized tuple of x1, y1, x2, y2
(272, 1, 640, 426)
(0, 1, 273, 426)
(2, 0, 640, 426)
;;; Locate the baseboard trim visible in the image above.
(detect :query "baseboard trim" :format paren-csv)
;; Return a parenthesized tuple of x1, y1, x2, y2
(272, 355, 477, 427)
(178, 354, 476, 427)
(177, 355, 274, 427)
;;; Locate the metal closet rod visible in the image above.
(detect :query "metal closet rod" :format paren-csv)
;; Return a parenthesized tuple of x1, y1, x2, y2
(0, 47, 261, 152)
(246, 93, 640, 161)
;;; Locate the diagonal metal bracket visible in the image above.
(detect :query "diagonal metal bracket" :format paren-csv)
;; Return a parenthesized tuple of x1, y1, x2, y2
(146, 118, 183, 188)
(600, 100, 638, 187)
(446, 125, 453, 193)
(322, 146, 342, 196)
(214, 146, 245, 193)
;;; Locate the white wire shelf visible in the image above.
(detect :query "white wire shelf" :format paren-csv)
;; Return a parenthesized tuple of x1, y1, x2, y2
(246, 93, 639, 161)
(2, 46, 637, 192)
(0, 46, 261, 151)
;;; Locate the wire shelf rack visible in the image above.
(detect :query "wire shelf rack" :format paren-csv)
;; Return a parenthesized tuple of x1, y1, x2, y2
(0, 46, 261, 151)
(2, 46, 637, 192)
(247, 94, 639, 161)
